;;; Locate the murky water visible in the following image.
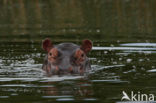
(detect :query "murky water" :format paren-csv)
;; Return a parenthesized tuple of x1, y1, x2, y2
(0, 39, 156, 103)
(0, 0, 156, 103)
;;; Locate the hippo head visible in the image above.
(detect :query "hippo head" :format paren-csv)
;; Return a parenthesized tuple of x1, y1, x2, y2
(42, 38, 92, 75)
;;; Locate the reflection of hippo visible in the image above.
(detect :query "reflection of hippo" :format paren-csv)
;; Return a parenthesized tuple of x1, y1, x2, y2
(43, 81, 93, 100)
(42, 38, 92, 76)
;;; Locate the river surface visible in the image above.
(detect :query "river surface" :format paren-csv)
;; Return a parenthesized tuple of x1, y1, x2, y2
(0, 37, 156, 103)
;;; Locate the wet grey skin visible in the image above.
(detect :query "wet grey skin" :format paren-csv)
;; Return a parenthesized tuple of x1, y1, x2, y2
(42, 43, 91, 76)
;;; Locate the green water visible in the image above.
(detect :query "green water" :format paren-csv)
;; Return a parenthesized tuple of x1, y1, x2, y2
(0, 0, 156, 103)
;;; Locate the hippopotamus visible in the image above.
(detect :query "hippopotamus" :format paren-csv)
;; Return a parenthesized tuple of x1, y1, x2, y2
(42, 38, 92, 76)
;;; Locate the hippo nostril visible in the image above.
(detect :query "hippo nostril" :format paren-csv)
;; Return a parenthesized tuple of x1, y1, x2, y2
(81, 54, 84, 57)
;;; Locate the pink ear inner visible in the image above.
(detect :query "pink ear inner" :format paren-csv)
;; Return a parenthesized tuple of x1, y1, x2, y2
(81, 39, 92, 53)
(42, 38, 53, 52)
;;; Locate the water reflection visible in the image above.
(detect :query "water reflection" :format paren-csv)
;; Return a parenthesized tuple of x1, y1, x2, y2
(0, 0, 155, 43)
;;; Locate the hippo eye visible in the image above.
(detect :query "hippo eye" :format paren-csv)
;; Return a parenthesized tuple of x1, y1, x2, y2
(81, 54, 84, 57)
(49, 53, 52, 56)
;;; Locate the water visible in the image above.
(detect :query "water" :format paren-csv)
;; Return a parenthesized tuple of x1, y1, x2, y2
(0, 0, 156, 103)
(0, 40, 156, 103)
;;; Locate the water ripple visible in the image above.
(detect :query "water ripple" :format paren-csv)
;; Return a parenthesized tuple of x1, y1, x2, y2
(93, 47, 156, 51)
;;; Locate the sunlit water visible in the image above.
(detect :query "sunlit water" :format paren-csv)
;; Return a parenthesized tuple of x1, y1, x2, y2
(0, 40, 156, 103)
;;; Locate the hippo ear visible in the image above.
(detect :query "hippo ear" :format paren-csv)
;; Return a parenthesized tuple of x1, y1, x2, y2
(81, 39, 92, 54)
(42, 38, 53, 52)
